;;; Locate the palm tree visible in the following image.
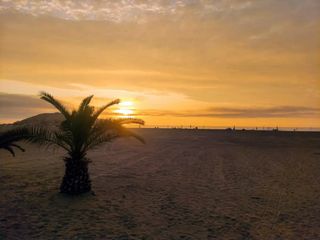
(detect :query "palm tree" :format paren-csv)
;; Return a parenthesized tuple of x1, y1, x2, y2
(27, 92, 144, 195)
(0, 128, 30, 156)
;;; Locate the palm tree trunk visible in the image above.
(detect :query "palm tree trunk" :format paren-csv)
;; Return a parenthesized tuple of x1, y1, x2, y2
(60, 157, 91, 195)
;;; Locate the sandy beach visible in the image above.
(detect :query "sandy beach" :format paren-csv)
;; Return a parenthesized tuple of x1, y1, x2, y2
(0, 129, 319, 239)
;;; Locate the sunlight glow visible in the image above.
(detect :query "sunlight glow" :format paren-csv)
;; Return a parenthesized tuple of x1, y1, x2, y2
(115, 109, 134, 115)
(114, 100, 135, 116)
(119, 101, 134, 107)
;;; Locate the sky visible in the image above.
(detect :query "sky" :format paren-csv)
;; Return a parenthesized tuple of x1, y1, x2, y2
(0, 0, 319, 128)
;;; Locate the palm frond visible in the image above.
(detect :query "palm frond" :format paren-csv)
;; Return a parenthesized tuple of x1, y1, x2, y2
(108, 118, 145, 143)
(0, 128, 29, 156)
(39, 91, 70, 120)
(92, 99, 120, 121)
(10, 143, 25, 152)
(3, 146, 15, 156)
(84, 119, 145, 151)
(116, 128, 145, 144)
(54, 131, 73, 152)
(25, 126, 70, 151)
(114, 118, 145, 125)
(0, 128, 30, 146)
(86, 127, 144, 150)
(78, 95, 94, 113)
(85, 133, 115, 150)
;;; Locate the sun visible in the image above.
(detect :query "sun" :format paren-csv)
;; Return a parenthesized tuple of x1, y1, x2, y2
(119, 101, 134, 107)
(114, 101, 135, 117)
(115, 108, 134, 115)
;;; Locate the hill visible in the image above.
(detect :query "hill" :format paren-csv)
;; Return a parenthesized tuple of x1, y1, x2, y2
(13, 112, 63, 127)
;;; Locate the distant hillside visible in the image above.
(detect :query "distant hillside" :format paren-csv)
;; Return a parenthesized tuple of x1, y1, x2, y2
(0, 112, 63, 132)
(13, 112, 63, 127)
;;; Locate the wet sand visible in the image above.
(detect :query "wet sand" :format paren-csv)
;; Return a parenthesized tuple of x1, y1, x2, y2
(1, 129, 320, 239)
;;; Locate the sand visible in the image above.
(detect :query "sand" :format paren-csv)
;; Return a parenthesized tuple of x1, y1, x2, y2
(0, 129, 320, 239)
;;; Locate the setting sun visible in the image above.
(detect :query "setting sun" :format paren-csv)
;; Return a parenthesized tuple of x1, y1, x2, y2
(114, 100, 135, 116)
(119, 101, 134, 107)
(114, 108, 134, 116)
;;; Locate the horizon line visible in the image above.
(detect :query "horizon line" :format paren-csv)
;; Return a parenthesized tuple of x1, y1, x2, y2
(131, 125, 320, 132)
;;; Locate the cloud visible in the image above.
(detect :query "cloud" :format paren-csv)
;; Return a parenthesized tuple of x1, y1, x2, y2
(0, 0, 258, 22)
(0, 1, 319, 127)
(0, 92, 48, 109)
(2, 0, 318, 25)
(0, 0, 187, 22)
(2, 92, 318, 123)
(138, 106, 320, 118)
(0, 92, 117, 122)
(0, 92, 54, 121)
(1, 91, 319, 130)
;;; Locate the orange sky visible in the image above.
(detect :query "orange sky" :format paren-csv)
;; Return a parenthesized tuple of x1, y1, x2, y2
(0, 1, 319, 128)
